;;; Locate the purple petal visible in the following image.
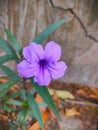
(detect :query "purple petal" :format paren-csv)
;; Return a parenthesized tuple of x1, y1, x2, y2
(34, 68, 51, 86)
(48, 61, 67, 79)
(17, 60, 38, 78)
(45, 41, 61, 62)
(23, 42, 44, 63)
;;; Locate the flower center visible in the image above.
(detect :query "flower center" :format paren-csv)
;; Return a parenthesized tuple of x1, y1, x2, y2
(39, 59, 47, 70)
(39, 59, 47, 74)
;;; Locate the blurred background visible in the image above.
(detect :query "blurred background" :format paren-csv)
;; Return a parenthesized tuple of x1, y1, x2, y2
(0, 0, 98, 87)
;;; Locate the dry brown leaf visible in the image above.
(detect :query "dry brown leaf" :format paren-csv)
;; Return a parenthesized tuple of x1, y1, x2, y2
(28, 122, 40, 130)
(65, 108, 80, 117)
(90, 88, 98, 97)
(0, 77, 8, 84)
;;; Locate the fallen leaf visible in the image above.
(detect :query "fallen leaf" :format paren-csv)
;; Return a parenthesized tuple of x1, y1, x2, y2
(65, 108, 80, 117)
(48, 88, 74, 99)
(28, 122, 40, 130)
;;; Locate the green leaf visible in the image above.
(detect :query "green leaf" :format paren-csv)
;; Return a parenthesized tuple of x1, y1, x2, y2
(9, 91, 21, 98)
(0, 54, 14, 64)
(9, 122, 18, 130)
(17, 109, 28, 125)
(7, 100, 27, 107)
(0, 37, 19, 63)
(4, 29, 21, 54)
(0, 81, 15, 98)
(3, 104, 13, 112)
(9, 89, 27, 101)
(0, 65, 21, 82)
(30, 79, 60, 119)
(38, 102, 47, 108)
(27, 93, 44, 128)
(19, 89, 27, 101)
(33, 18, 68, 43)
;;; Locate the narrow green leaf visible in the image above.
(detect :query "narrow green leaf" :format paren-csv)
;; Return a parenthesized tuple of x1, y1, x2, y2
(19, 89, 27, 101)
(9, 122, 18, 130)
(9, 91, 21, 98)
(17, 109, 28, 125)
(4, 29, 21, 54)
(0, 65, 21, 82)
(0, 37, 13, 54)
(3, 104, 13, 112)
(0, 55, 14, 64)
(7, 100, 23, 106)
(33, 18, 68, 43)
(30, 79, 60, 119)
(0, 37, 19, 62)
(27, 93, 44, 128)
(9, 89, 27, 101)
(7, 100, 27, 107)
(0, 81, 15, 98)
(38, 102, 47, 108)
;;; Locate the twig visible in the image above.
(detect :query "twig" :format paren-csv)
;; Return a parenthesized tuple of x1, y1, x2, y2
(65, 99, 98, 108)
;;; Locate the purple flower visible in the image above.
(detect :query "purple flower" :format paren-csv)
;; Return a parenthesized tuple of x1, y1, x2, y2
(17, 41, 67, 86)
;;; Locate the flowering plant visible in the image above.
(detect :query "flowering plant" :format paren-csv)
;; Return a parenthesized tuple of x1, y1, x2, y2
(18, 41, 67, 86)
(0, 19, 67, 129)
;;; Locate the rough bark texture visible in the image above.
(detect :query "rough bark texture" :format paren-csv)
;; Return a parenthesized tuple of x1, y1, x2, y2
(0, 0, 98, 87)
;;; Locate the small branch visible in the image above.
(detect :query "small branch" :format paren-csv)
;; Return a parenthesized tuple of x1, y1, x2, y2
(65, 99, 98, 108)
(49, 0, 98, 43)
